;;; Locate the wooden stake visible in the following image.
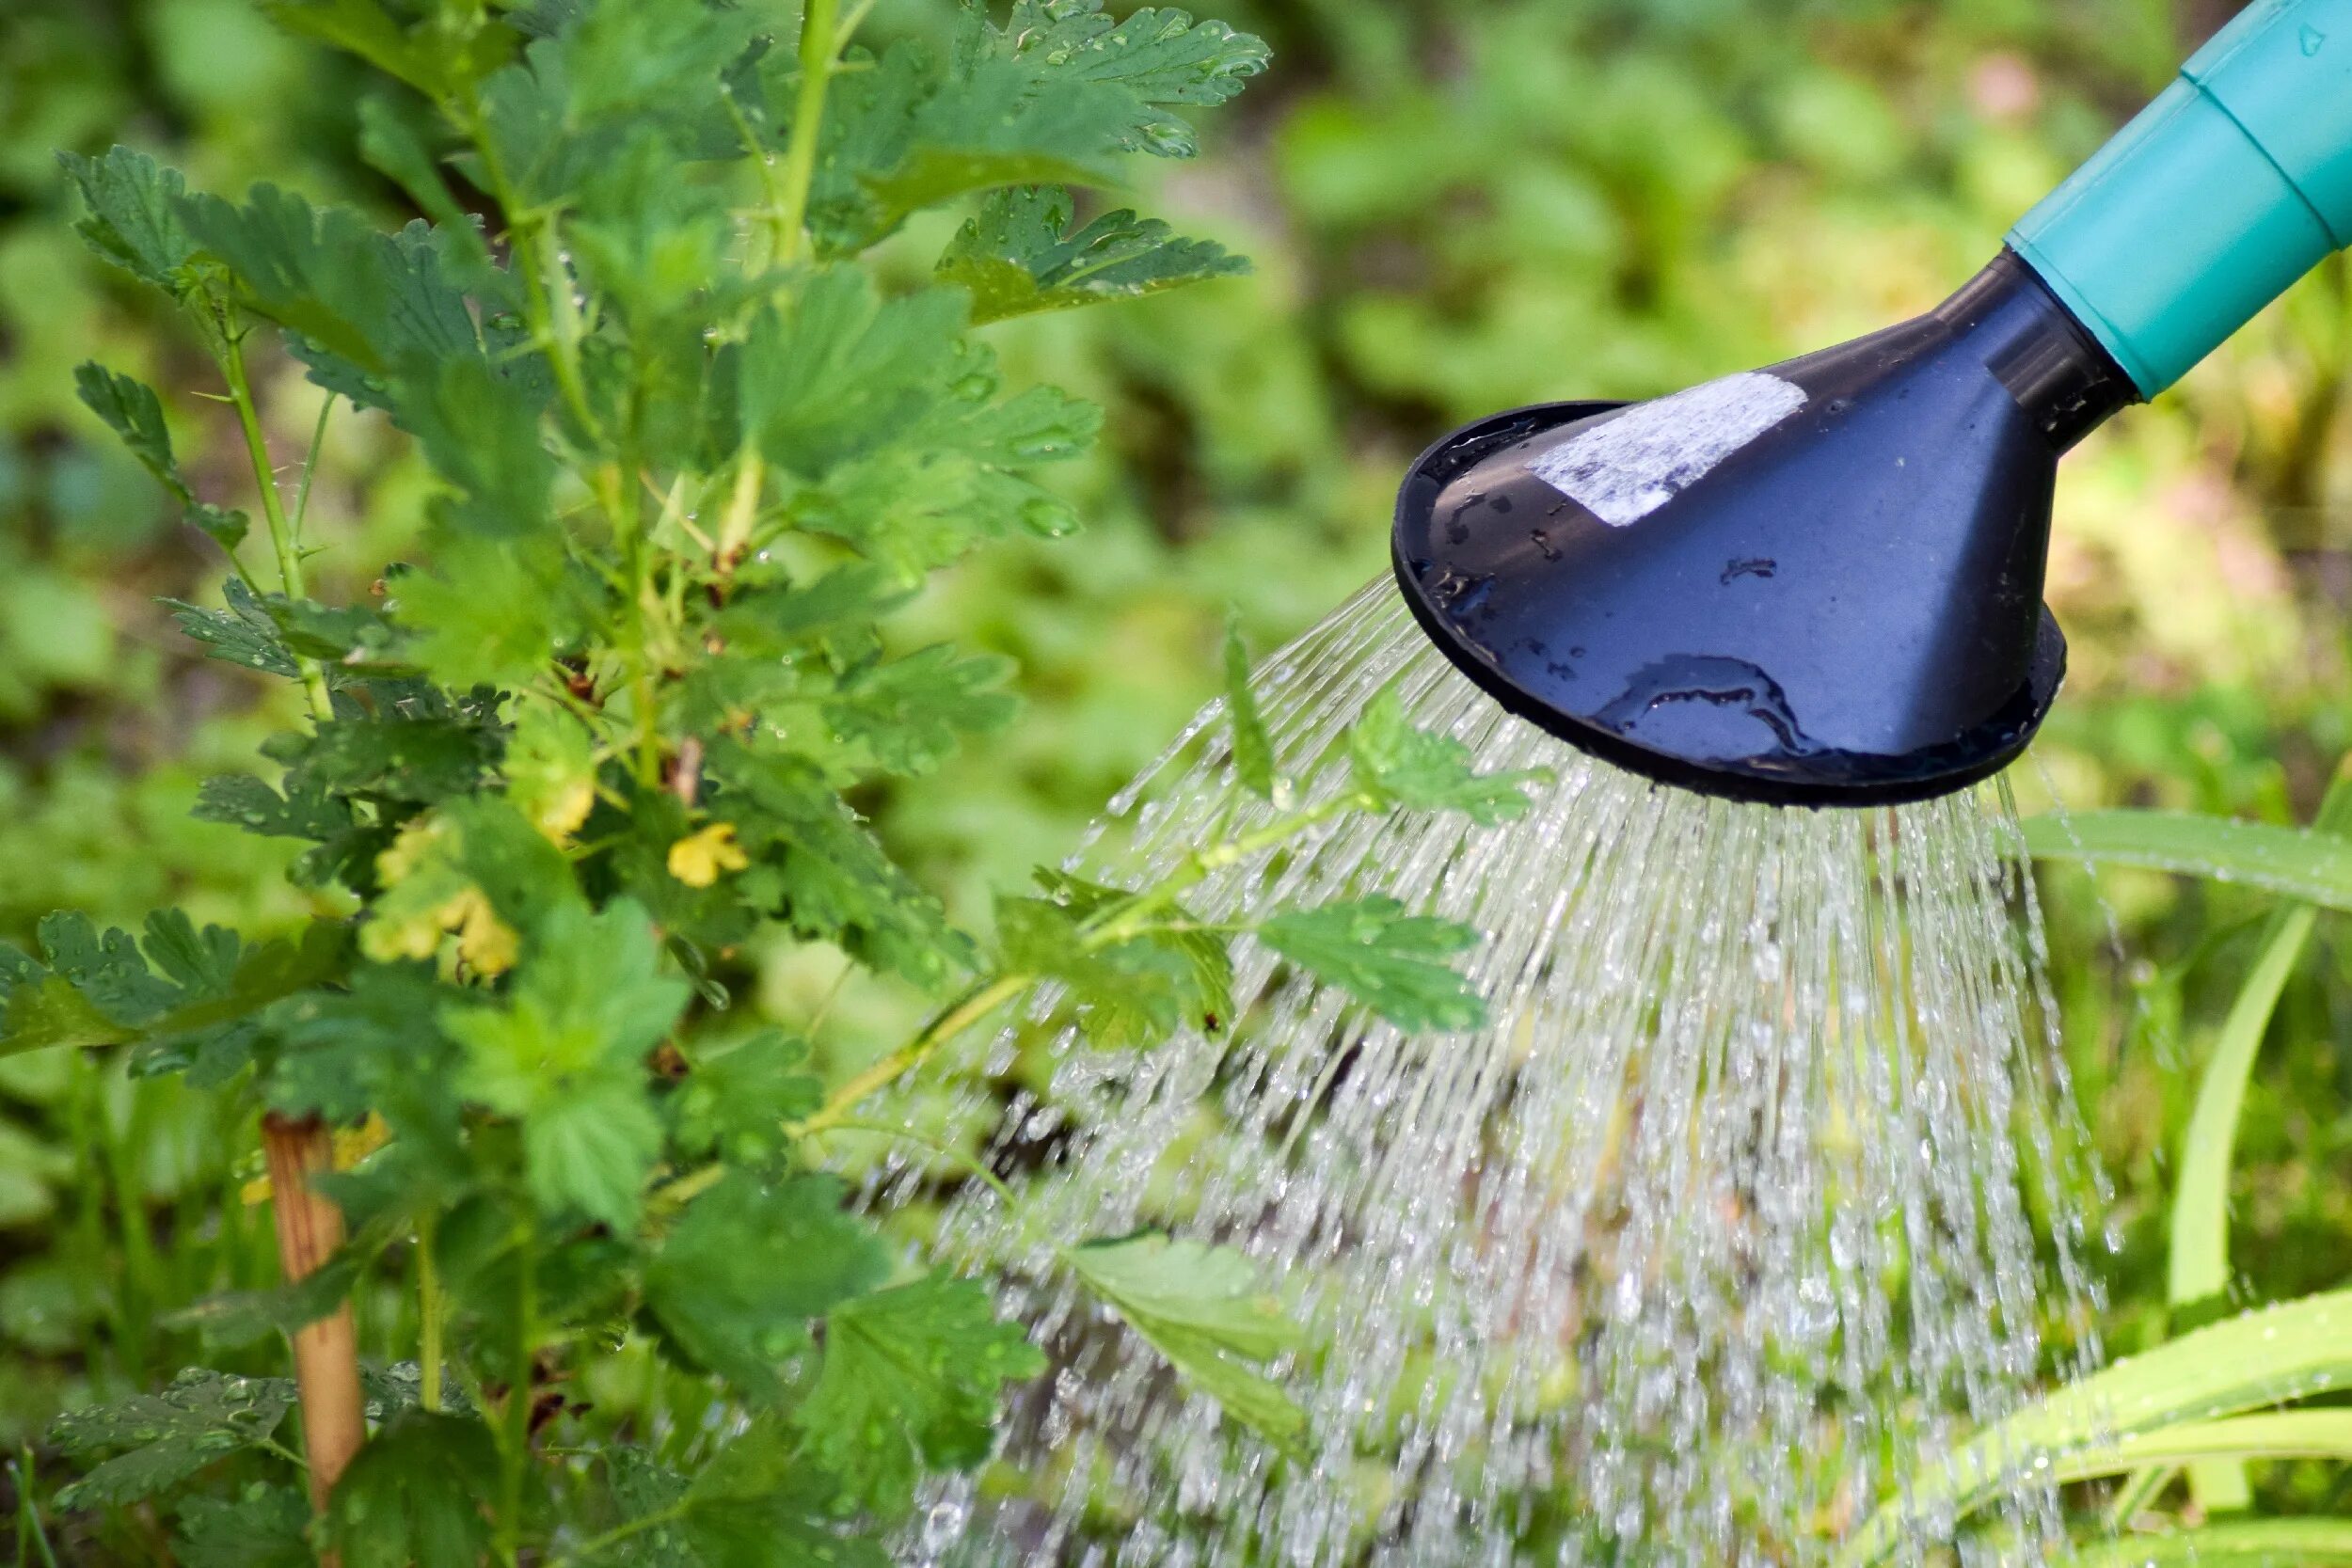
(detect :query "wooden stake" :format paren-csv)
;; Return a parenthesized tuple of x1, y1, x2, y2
(261, 1114, 365, 1514)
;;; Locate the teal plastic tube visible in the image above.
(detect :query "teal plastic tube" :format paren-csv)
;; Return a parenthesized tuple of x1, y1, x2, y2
(2009, 0, 2352, 397)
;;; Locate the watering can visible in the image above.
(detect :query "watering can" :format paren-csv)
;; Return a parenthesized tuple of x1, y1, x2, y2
(1393, 0, 2352, 805)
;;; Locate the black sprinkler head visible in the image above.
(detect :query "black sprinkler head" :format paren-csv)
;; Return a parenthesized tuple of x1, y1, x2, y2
(1391, 250, 2137, 807)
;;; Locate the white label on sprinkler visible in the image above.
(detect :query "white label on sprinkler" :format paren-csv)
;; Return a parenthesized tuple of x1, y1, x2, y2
(1525, 371, 1807, 527)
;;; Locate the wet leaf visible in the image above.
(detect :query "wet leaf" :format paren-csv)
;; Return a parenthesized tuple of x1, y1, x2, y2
(1257, 895, 1484, 1032)
(1063, 1231, 1307, 1455)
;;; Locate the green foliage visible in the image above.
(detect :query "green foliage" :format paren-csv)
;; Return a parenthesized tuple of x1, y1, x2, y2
(73, 363, 249, 549)
(1839, 1289, 2352, 1565)
(2018, 810, 2352, 911)
(7, 0, 1484, 1554)
(940, 186, 1248, 325)
(321, 1411, 498, 1568)
(1223, 616, 1278, 801)
(1349, 689, 1550, 825)
(644, 1173, 886, 1391)
(1259, 897, 1485, 1032)
(1064, 1231, 1306, 1454)
(175, 1484, 314, 1568)
(795, 1276, 1047, 1518)
(2058, 1519, 2352, 1566)
(50, 1370, 295, 1510)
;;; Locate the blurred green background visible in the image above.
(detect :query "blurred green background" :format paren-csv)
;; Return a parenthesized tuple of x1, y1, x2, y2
(1, 0, 2347, 1481)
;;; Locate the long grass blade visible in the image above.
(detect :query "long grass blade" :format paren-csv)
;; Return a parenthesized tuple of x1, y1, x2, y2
(2018, 811, 2352, 910)
(1836, 1291, 2352, 1566)
(2057, 1517, 2352, 1566)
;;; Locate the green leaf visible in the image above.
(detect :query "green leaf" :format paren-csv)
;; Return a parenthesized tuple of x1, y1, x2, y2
(941, 185, 1248, 325)
(74, 362, 248, 549)
(1347, 689, 1548, 824)
(734, 268, 1097, 576)
(390, 535, 581, 691)
(321, 1410, 498, 1568)
(50, 1369, 297, 1509)
(794, 1276, 1044, 1519)
(676, 1420, 889, 1568)
(1836, 1290, 2352, 1566)
(394, 354, 553, 539)
(178, 185, 483, 390)
(666, 1032, 823, 1165)
(163, 578, 300, 679)
(0, 911, 348, 1064)
(2148, 763, 2352, 1513)
(1062, 1231, 1308, 1455)
(267, 965, 463, 1146)
(807, 44, 1128, 255)
(2054, 1412, 2352, 1481)
(999, 870, 1235, 1047)
(443, 898, 688, 1228)
(167, 1212, 404, 1348)
(999, 894, 1186, 1048)
(2017, 809, 2352, 911)
(56, 147, 200, 293)
(194, 773, 354, 841)
(262, 0, 519, 100)
(2057, 1519, 2352, 1567)
(1258, 895, 1484, 1032)
(645, 1173, 889, 1392)
(712, 742, 976, 987)
(1002, 0, 1270, 156)
(824, 644, 1020, 777)
(174, 1483, 313, 1568)
(1221, 615, 1278, 800)
(266, 704, 504, 807)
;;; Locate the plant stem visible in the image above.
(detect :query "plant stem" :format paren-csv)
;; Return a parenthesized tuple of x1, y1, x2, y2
(1084, 791, 1365, 943)
(714, 451, 765, 574)
(793, 789, 1362, 1137)
(228, 325, 363, 1538)
(495, 1241, 537, 1568)
(814, 1117, 1023, 1211)
(12, 1449, 61, 1568)
(794, 972, 1032, 1139)
(221, 328, 334, 720)
(545, 1500, 691, 1568)
(292, 392, 336, 549)
(418, 1209, 444, 1414)
(773, 0, 842, 265)
(261, 1115, 366, 1518)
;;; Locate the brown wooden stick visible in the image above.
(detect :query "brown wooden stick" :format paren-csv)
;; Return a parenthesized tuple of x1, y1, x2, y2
(261, 1113, 365, 1513)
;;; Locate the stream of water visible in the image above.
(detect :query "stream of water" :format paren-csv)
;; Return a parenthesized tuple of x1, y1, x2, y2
(867, 580, 2110, 1566)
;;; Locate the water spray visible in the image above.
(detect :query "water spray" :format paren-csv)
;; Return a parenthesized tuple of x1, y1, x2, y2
(896, 5, 2352, 1562)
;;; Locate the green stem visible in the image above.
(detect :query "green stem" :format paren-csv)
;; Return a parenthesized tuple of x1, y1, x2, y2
(11, 1449, 60, 1568)
(813, 1117, 1024, 1212)
(794, 789, 1362, 1138)
(221, 327, 333, 721)
(495, 1242, 536, 1568)
(1084, 791, 1365, 942)
(773, 0, 842, 265)
(545, 1500, 691, 1568)
(291, 392, 336, 549)
(794, 972, 1032, 1139)
(418, 1211, 444, 1414)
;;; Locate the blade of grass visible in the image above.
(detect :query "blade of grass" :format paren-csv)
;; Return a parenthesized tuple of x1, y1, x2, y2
(1837, 1290, 2352, 1566)
(2018, 811, 2352, 911)
(2136, 761, 2352, 1514)
(2058, 1518, 2352, 1566)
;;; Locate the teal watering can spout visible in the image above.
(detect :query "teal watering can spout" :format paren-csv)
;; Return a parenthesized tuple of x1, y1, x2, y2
(2011, 0, 2352, 396)
(1392, 0, 2352, 807)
